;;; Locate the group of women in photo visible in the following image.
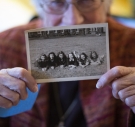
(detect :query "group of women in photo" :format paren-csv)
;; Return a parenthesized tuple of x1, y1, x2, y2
(35, 51, 104, 71)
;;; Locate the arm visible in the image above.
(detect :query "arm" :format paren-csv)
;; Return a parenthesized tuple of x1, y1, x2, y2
(90, 58, 101, 65)
(85, 59, 90, 66)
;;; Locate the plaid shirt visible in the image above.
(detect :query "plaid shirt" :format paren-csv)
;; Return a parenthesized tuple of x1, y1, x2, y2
(0, 17, 135, 127)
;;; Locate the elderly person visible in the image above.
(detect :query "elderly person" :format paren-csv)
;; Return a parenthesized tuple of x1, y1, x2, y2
(0, 0, 135, 127)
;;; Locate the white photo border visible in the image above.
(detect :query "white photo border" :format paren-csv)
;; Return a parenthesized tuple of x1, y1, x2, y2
(25, 23, 110, 83)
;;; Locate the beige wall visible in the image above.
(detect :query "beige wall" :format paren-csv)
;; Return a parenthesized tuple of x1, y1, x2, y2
(0, 0, 37, 32)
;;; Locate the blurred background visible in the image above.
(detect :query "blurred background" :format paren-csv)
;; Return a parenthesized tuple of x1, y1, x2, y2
(0, 0, 135, 32)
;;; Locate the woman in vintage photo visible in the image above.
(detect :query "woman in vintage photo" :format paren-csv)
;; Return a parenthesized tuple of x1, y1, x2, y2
(90, 51, 104, 65)
(67, 52, 78, 70)
(37, 54, 48, 71)
(79, 53, 90, 68)
(48, 52, 57, 69)
(57, 51, 67, 68)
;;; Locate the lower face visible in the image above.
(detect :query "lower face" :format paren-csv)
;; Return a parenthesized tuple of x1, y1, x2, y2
(40, 2, 107, 27)
(81, 55, 85, 60)
(69, 54, 73, 59)
(41, 56, 45, 60)
(92, 53, 96, 58)
(59, 54, 64, 59)
(50, 54, 54, 59)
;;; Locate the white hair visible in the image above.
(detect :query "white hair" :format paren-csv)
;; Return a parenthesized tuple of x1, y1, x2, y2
(31, 0, 113, 16)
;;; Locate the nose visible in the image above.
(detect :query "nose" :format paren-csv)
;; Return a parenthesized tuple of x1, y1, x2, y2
(62, 4, 84, 25)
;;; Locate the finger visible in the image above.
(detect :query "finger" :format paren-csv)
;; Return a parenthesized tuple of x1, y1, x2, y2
(6, 67, 38, 92)
(105, 70, 135, 99)
(0, 73, 28, 99)
(0, 96, 12, 108)
(96, 66, 133, 89)
(112, 90, 119, 99)
(125, 95, 135, 107)
(111, 77, 135, 99)
(131, 107, 135, 114)
(0, 85, 20, 105)
(8, 80, 28, 100)
(118, 85, 135, 102)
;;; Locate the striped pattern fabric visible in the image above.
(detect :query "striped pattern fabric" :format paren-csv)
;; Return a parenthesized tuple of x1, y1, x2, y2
(0, 17, 135, 127)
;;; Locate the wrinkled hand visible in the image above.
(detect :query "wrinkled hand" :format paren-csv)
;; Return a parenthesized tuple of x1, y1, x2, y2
(0, 67, 38, 108)
(96, 66, 135, 113)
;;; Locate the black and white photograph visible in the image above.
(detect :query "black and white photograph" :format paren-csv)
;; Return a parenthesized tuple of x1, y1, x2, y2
(25, 23, 110, 83)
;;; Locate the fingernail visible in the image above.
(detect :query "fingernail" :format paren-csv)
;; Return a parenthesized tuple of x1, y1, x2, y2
(96, 84, 100, 89)
(96, 82, 101, 89)
(34, 85, 38, 92)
